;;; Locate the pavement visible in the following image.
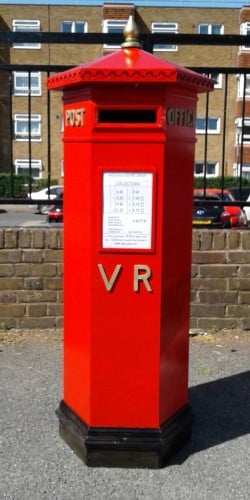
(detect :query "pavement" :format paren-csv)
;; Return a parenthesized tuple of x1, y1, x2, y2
(0, 328, 249, 500)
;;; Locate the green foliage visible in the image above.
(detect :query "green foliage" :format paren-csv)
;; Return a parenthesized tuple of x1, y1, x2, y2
(0, 174, 9, 197)
(194, 176, 250, 189)
(0, 175, 60, 198)
(0, 173, 31, 198)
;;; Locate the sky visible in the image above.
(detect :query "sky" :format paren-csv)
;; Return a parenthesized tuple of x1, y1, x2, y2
(0, 0, 249, 8)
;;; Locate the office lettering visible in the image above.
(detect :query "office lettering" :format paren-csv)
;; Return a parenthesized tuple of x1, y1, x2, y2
(167, 107, 195, 128)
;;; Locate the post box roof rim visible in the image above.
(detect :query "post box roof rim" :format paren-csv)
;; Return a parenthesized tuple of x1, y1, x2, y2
(47, 47, 213, 94)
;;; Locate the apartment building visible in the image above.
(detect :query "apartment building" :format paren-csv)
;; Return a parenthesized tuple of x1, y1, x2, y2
(235, 5, 250, 179)
(0, 2, 245, 182)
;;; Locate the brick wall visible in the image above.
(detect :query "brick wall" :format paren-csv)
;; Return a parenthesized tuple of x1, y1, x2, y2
(102, 3, 135, 19)
(0, 228, 63, 329)
(191, 230, 250, 331)
(0, 228, 249, 331)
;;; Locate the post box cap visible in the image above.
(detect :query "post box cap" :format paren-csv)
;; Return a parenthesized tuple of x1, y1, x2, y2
(121, 15, 142, 49)
(47, 18, 213, 94)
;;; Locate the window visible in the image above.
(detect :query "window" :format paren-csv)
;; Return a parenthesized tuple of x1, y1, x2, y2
(196, 117, 220, 134)
(13, 71, 41, 96)
(207, 72, 222, 89)
(15, 159, 42, 179)
(237, 74, 250, 98)
(12, 20, 40, 49)
(240, 22, 250, 50)
(61, 21, 87, 33)
(242, 120, 250, 143)
(235, 117, 250, 144)
(14, 114, 41, 141)
(233, 163, 250, 179)
(198, 23, 224, 35)
(194, 162, 218, 177)
(102, 19, 127, 49)
(151, 22, 178, 52)
(60, 160, 64, 178)
(60, 114, 64, 133)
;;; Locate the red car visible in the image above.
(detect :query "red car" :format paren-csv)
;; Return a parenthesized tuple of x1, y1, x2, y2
(47, 194, 63, 223)
(194, 189, 246, 228)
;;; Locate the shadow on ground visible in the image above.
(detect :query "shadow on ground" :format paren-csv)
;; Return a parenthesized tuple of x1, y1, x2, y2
(170, 370, 250, 464)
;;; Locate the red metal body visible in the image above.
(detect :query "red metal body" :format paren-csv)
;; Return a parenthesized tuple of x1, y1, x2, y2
(48, 42, 213, 464)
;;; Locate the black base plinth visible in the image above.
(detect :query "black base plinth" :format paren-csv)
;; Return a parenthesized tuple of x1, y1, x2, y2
(56, 400, 192, 469)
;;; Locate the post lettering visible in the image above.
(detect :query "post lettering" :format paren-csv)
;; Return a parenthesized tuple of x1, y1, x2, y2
(65, 108, 85, 127)
(98, 264, 153, 292)
(134, 265, 152, 292)
(98, 264, 122, 292)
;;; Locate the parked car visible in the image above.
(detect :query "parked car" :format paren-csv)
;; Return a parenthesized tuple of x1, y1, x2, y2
(229, 187, 250, 202)
(27, 185, 63, 214)
(243, 194, 250, 227)
(193, 193, 231, 229)
(193, 189, 246, 228)
(229, 187, 250, 227)
(47, 193, 63, 223)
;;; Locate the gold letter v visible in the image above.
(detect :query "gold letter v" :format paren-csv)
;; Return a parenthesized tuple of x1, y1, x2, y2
(97, 264, 122, 292)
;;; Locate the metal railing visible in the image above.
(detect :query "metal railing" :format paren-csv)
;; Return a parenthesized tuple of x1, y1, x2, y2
(0, 31, 250, 209)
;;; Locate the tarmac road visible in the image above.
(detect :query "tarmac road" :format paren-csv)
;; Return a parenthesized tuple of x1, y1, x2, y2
(0, 205, 54, 227)
(0, 328, 249, 500)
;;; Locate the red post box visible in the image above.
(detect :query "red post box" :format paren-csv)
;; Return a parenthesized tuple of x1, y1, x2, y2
(47, 17, 213, 468)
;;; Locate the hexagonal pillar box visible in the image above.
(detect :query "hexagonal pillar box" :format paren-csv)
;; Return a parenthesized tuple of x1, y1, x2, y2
(47, 17, 213, 468)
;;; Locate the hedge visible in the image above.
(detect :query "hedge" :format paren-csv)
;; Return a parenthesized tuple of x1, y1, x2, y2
(0, 174, 31, 198)
(193, 176, 250, 189)
(0, 173, 249, 198)
(0, 175, 60, 198)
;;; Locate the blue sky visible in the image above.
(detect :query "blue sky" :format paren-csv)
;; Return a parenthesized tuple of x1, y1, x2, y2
(0, 0, 249, 8)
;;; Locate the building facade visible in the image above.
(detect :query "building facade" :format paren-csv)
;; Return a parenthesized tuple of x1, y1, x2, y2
(0, 2, 247, 182)
(235, 6, 250, 179)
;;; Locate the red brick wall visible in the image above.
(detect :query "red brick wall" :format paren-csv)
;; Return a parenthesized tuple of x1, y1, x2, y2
(102, 4, 135, 20)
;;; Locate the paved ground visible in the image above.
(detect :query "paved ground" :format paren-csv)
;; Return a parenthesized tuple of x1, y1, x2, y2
(0, 328, 249, 500)
(0, 204, 47, 227)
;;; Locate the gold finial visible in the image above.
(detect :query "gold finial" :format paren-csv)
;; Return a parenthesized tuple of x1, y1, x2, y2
(121, 15, 142, 49)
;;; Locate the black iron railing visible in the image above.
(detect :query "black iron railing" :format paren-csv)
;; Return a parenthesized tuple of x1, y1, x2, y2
(0, 32, 250, 210)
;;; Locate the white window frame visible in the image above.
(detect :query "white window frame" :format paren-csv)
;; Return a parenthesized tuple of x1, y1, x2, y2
(196, 117, 221, 134)
(60, 20, 88, 33)
(14, 114, 42, 141)
(235, 117, 250, 144)
(13, 71, 41, 96)
(60, 159, 64, 178)
(15, 159, 42, 179)
(207, 72, 222, 89)
(198, 23, 224, 35)
(237, 73, 250, 98)
(60, 114, 64, 133)
(240, 22, 250, 50)
(102, 19, 127, 49)
(12, 20, 40, 49)
(151, 22, 178, 52)
(194, 161, 219, 177)
(233, 163, 250, 179)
